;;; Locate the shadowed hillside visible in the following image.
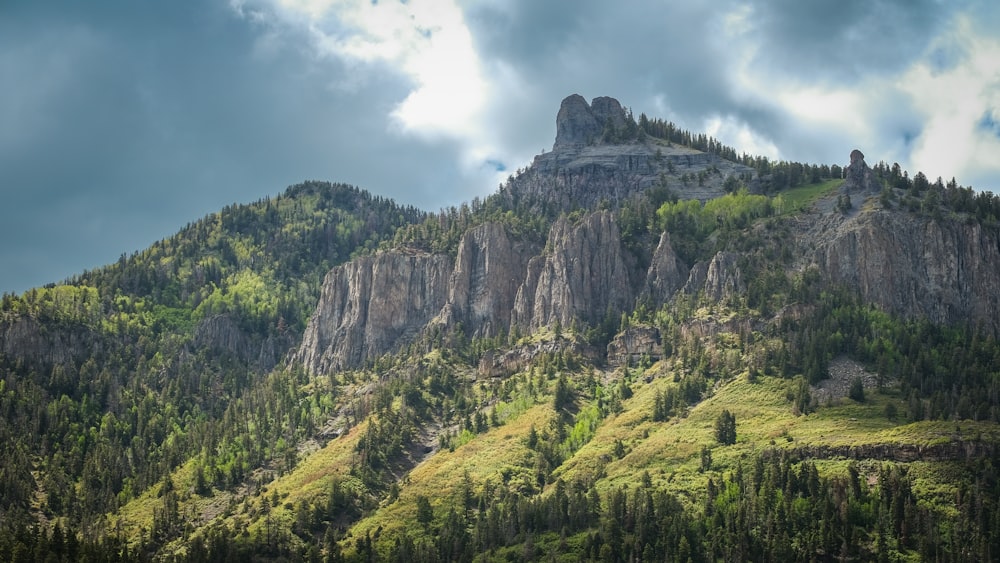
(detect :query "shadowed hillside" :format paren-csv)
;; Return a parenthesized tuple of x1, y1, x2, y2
(3, 96, 1000, 562)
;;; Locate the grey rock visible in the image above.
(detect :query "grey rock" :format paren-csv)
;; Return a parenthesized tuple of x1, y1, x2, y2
(194, 314, 251, 358)
(296, 250, 453, 373)
(842, 148, 881, 195)
(553, 94, 602, 149)
(678, 251, 744, 302)
(607, 325, 662, 367)
(478, 336, 603, 378)
(681, 261, 710, 295)
(509, 142, 746, 212)
(436, 222, 540, 339)
(814, 209, 1000, 334)
(703, 251, 745, 302)
(553, 94, 627, 149)
(644, 231, 689, 300)
(0, 316, 102, 370)
(293, 120, 1000, 374)
(590, 96, 628, 136)
(512, 211, 640, 332)
(507, 95, 755, 213)
(194, 313, 290, 372)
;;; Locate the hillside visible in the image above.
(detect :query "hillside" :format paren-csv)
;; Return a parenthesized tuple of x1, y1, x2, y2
(3, 95, 1000, 562)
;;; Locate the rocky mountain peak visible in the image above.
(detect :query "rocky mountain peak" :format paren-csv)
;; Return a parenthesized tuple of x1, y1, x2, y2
(590, 96, 628, 133)
(843, 148, 881, 195)
(553, 94, 628, 149)
(504, 95, 755, 213)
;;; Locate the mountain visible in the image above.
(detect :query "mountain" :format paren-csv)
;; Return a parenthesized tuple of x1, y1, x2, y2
(3, 95, 1000, 562)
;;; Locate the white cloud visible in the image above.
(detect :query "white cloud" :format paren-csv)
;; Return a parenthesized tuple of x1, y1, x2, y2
(777, 88, 868, 137)
(713, 3, 1000, 189)
(235, 0, 1000, 193)
(235, 0, 512, 198)
(901, 15, 1000, 187)
(254, 0, 493, 141)
(703, 114, 779, 160)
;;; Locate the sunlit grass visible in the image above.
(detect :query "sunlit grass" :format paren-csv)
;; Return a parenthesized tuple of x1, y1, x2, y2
(553, 364, 994, 513)
(774, 178, 844, 213)
(345, 402, 558, 558)
(115, 355, 1000, 559)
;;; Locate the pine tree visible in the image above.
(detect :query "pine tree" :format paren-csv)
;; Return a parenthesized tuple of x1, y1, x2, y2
(715, 410, 737, 445)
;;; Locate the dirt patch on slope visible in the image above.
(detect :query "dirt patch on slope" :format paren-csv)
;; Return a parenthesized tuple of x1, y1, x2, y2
(812, 356, 881, 403)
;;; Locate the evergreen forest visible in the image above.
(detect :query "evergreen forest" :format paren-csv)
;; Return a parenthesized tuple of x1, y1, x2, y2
(3, 112, 1000, 563)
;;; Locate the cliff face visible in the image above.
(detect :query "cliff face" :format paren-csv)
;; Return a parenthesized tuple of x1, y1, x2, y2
(437, 222, 541, 339)
(296, 222, 541, 373)
(296, 201, 772, 373)
(553, 94, 603, 149)
(644, 231, 688, 300)
(814, 209, 1000, 334)
(553, 94, 629, 149)
(194, 314, 292, 372)
(0, 316, 103, 371)
(842, 149, 881, 195)
(295, 98, 1000, 374)
(511, 212, 640, 331)
(299, 209, 673, 373)
(702, 252, 745, 303)
(296, 251, 453, 373)
(607, 325, 662, 367)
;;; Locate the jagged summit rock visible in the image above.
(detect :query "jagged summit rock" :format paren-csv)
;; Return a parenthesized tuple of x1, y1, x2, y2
(553, 94, 599, 149)
(553, 94, 628, 149)
(500, 94, 755, 212)
(591, 96, 628, 131)
(843, 148, 881, 195)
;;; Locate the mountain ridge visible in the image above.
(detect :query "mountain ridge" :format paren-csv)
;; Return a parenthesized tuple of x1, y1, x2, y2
(3, 95, 1000, 561)
(295, 112, 1000, 374)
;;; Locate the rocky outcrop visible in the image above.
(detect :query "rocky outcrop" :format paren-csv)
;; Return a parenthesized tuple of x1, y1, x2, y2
(511, 212, 641, 332)
(509, 143, 747, 212)
(814, 209, 1000, 335)
(553, 94, 603, 149)
(194, 314, 290, 372)
(553, 94, 629, 149)
(677, 315, 757, 342)
(194, 314, 252, 358)
(842, 149, 881, 195)
(301, 209, 650, 373)
(296, 251, 453, 373)
(297, 210, 664, 373)
(681, 261, 709, 295)
(607, 325, 662, 367)
(501, 95, 757, 213)
(703, 252, 744, 302)
(644, 232, 689, 300)
(590, 96, 628, 132)
(295, 123, 1000, 375)
(436, 222, 540, 339)
(478, 337, 603, 378)
(0, 316, 103, 370)
(678, 251, 744, 302)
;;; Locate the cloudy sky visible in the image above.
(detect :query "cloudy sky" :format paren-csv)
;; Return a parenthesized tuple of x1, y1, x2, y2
(3, 0, 1000, 294)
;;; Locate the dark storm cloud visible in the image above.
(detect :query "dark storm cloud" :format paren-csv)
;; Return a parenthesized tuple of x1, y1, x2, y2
(3, 0, 999, 294)
(465, 0, 763, 161)
(468, 1, 736, 112)
(467, 0, 986, 181)
(741, 0, 958, 82)
(0, 0, 472, 293)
